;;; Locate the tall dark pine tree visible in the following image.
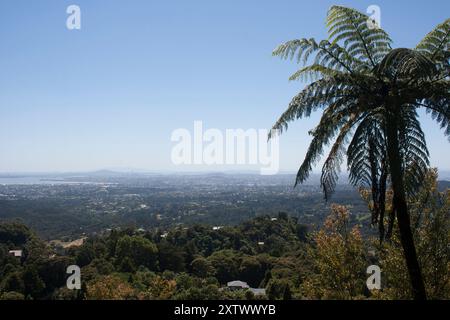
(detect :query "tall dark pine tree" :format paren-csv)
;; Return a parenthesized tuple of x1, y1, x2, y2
(270, 6, 449, 299)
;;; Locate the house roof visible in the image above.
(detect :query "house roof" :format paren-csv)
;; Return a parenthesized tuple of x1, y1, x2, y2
(227, 280, 250, 288)
(249, 288, 266, 296)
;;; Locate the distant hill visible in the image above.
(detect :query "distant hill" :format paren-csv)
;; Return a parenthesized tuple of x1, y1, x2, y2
(438, 180, 450, 192)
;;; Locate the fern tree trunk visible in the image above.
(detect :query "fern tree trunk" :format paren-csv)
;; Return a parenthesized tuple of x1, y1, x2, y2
(386, 113, 427, 300)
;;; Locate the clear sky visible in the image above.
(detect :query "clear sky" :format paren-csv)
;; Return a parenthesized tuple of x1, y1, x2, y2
(0, 0, 449, 173)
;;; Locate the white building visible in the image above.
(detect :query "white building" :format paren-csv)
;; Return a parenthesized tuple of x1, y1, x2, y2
(8, 250, 22, 257)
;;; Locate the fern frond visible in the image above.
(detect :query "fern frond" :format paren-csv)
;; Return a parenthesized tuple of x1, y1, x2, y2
(327, 6, 392, 67)
(416, 18, 450, 60)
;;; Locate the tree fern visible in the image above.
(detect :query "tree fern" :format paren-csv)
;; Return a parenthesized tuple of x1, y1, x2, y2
(271, 6, 449, 299)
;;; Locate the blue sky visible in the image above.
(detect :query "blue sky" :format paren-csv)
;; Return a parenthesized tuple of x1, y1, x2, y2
(0, 0, 449, 173)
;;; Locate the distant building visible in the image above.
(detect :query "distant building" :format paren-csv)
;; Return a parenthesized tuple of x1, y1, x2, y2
(160, 232, 169, 238)
(257, 242, 265, 246)
(212, 226, 223, 231)
(8, 250, 22, 257)
(226, 280, 266, 297)
(227, 281, 250, 290)
(249, 288, 266, 296)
